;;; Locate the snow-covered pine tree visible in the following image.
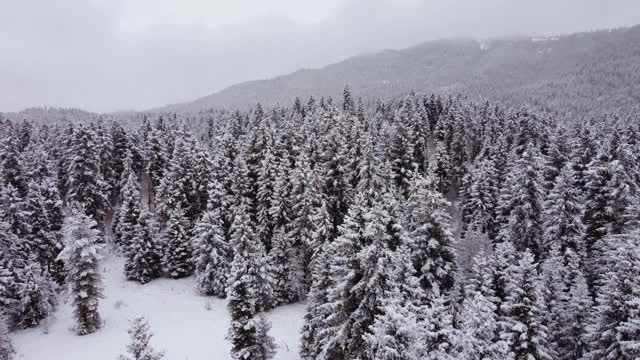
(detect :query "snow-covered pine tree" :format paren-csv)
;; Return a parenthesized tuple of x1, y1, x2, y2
(539, 244, 567, 357)
(497, 144, 545, 259)
(154, 135, 194, 223)
(144, 122, 169, 209)
(283, 151, 320, 302)
(267, 227, 292, 306)
(255, 143, 277, 252)
(500, 250, 553, 360)
(228, 194, 273, 310)
(66, 126, 109, 224)
(24, 178, 65, 283)
(119, 316, 164, 360)
(254, 315, 277, 360)
(115, 169, 142, 251)
(299, 243, 334, 360)
(417, 295, 459, 360)
(58, 207, 104, 335)
(317, 190, 413, 360)
(37, 176, 65, 283)
(364, 291, 421, 360)
(109, 121, 130, 202)
(459, 157, 498, 239)
(193, 209, 230, 297)
(0, 133, 26, 197)
(0, 233, 21, 328)
(162, 208, 194, 279)
(542, 164, 585, 255)
(457, 290, 512, 360)
(343, 85, 355, 115)
(0, 311, 13, 360)
(404, 173, 457, 300)
(0, 184, 31, 263)
(227, 196, 276, 360)
(583, 231, 640, 359)
(429, 140, 453, 195)
(125, 209, 162, 284)
(557, 249, 592, 360)
(389, 119, 414, 196)
(15, 263, 56, 329)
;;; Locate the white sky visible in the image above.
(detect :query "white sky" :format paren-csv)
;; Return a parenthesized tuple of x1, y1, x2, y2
(1, 0, 638, 112)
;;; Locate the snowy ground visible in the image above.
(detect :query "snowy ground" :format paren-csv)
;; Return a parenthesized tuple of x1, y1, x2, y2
(12, 254, 306, 360)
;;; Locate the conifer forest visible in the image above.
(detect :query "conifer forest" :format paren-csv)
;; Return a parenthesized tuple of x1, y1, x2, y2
(2, 6, 640, 360)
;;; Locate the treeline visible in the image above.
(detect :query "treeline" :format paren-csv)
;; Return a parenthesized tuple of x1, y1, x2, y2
(1, 87, 640, 359)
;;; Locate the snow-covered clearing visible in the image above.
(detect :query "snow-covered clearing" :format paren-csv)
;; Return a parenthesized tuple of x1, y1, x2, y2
(12, 254, 305, 360)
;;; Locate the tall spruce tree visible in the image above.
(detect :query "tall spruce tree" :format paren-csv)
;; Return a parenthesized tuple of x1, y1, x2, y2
(404, 173, 457, 299)
(583, 231, 640, 359)
(162, 208, 193, 279)
(542, 165, 585, 254)
(557, 249, 592, 360)
(497, 144, 545, 259)
(193, 209, 229, 297)
(227, 196, 276, 360)
(500, 250, 553, 360)
(125, 210, 162, 284)
(0, 311, 13, 360)
(66, 126, 109, 224)
(58, 208, 104, 335)
(115, 169, 141, 251)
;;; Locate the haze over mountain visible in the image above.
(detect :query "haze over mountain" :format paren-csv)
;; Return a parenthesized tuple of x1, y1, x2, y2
(161, 25, 640, 117)
(2, 0, 639, 113)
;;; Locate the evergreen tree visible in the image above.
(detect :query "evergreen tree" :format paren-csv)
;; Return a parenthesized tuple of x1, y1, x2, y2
(15, 263, 57, 329)
(418, 296, 459, 360)
(283, 152, 319, 302)
(115, 170, 141, 250)
(539, 245, 567, 357)
(58, 208, 104, 335)
(24, 178, 65, 282)
(125, 210, 162, 284)
(318, 191, 413, 359)
(557, 249, 592, 360)
(0, 311, 13, 360)
(227, 197, 276, 360)
(500, 250, 553, 360)
(119, 316, 164, 360)
(364, 294, 421, 360)
(193, 209, 230, 297)
(144, 123, 168, 209)
(66, 126, 109, 223)
(343, 85, 355, 115)
(458, 291, 513, 360)
(429, 141, 453, 195)
(404, 173, 457, 299)
(0, 184, 31, 263)
(583, 231, 640, 359)
(497, 144, 545, 259)
(228, 195, 273, 310)
(255, 144, 277, 252)
(542, 165, 585, 254)
(267, 227, 292, 305)
(155, 135, 195, 222)
(459, 158, 498, 238)
(162, 208, 194, 279)
(299, 244, 334, 360)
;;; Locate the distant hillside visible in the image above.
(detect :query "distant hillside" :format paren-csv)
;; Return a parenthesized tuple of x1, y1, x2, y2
(1, 107, 100, 124)
(160, 25, 640, 116)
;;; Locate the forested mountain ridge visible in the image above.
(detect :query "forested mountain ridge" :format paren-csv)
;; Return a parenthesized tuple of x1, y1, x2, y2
(160, 25, 640, 117)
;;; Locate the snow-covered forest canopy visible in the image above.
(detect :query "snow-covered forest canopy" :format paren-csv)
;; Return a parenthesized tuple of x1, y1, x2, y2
(1, 85, 640, 359)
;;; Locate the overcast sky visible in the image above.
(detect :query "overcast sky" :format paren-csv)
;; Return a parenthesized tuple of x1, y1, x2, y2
(1, 0, 638, 113)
